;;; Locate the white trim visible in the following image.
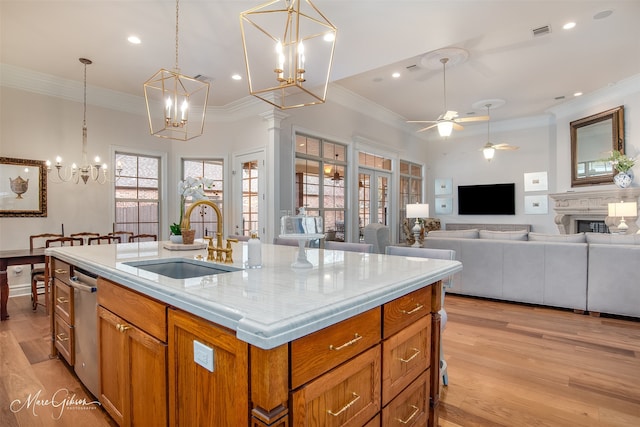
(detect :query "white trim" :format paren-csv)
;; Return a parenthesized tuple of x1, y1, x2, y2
(111, 145, 168, 238)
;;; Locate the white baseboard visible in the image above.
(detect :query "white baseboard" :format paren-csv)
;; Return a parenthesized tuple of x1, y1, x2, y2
(9, 283, 31, 298)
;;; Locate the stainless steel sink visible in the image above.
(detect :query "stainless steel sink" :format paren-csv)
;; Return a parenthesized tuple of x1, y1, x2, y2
(123, 258, 241, 279)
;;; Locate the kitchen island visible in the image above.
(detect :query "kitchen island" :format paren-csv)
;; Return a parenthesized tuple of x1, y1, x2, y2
(47, 241, 462, 427)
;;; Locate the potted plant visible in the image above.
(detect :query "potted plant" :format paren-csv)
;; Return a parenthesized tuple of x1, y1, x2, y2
(169, 223, 182, 243)
(603, 150, 635, 188)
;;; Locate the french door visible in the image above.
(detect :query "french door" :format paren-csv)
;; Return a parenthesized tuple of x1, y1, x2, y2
(233, 150, 265, 239)
(358, 169, 391, 241)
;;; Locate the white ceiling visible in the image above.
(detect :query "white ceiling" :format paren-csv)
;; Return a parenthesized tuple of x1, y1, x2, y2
(2, 1, 639, 127)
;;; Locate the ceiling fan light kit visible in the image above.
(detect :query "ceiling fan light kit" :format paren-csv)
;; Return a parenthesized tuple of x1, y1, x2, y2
(408, 47, 488, 137)
(480, 101, 519, 161)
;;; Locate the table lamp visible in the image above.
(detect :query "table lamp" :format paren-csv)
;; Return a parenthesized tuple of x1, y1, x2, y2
(608, 201, 638, 233)
(406, 203, 429, 247)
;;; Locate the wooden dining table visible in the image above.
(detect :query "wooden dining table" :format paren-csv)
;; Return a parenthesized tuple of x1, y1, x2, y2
(0, 248, 45, 320)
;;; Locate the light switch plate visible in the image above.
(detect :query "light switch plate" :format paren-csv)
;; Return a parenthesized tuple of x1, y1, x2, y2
(193, 340, 214, 372)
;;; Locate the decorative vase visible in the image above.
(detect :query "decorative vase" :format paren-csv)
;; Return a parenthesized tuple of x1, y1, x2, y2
(169, 234, 183, 244)
(614, 171, 634, 188)
(181, 229, 196, 245)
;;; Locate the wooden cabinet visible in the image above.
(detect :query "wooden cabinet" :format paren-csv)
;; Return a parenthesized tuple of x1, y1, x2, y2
(381, 315, 431, 405)
(289, 286, 440, 426)
(98, 278, 168, 427)
(167, 308, 249, 426)
(291, 345, 381, 427)
(52, 259, 74, 364)
(382, 370, 430, 426)
(291, 308, 381, 389)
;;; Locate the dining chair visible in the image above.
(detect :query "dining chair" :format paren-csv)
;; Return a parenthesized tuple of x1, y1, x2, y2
(32, 236, 84, 314)
(130, 234, 158, 242)
(88, 235, 121, 245)
(385, 245, 456, 386)
(29, 233, 63, 300)
(70, 232, 100, 245)
(324, 241, 374, 253)
(108, 231, 134, 243)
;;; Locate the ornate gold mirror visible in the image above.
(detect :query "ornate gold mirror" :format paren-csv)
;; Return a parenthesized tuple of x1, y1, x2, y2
(571, 105, 624, 187)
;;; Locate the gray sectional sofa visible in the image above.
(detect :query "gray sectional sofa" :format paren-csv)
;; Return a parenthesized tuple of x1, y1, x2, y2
(423, 229, 640, 318)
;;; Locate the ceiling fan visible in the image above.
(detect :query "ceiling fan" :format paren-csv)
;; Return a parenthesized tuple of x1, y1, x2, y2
(330, 154, 343, 181)
(408, 57, 489, 137)
(480, 103, 519, 161)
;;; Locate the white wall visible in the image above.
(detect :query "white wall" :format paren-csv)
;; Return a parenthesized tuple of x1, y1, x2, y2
(2, 71, 639, 290)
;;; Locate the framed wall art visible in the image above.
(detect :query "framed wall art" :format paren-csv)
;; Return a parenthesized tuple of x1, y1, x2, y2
(435, 197, 453, 215)
(524, 195, 548, 215)
(434, 178, 452, 195)
(524, 171, 548, 192)
(0, 157, 47, 217)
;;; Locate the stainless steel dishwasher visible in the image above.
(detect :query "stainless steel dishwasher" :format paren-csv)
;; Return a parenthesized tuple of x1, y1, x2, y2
(70, 268, 99, 398)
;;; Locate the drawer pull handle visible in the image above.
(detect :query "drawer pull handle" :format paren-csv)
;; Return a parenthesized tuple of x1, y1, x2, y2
(54, 269, 67, 274)
(56, 333, 69, 342)
(399, 347, 421, 363)
(117, 323, 131, 333)
(400, 304, 423, 315)
(56, 297, 68, 304)
(396, 404, 419, 424)
(329, 333, 362, 351)
(327, 392, 360, 417)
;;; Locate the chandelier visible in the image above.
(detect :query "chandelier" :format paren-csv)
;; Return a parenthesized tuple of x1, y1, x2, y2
(46, 58, 120, 184)
(240, 0, 337, 109)
(144, 0, 209, 141)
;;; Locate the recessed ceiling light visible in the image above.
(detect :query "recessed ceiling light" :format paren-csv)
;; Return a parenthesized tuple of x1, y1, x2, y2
(573, 92, 583, 97)
(323, 33, 335, 42)
(127, 35, 141, 44)
(563, 22, 576, 30)
(231, 74, 242, 81)
(391, 72, 400, 78)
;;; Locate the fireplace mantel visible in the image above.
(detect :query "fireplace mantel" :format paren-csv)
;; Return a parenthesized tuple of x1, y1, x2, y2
(549, 188, 640, 234)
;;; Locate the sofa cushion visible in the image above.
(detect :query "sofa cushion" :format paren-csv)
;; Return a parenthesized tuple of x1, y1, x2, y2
(585, 232, 640, 245)
(478, 230, 528, 241)
(427, 229, 479, 239)
(528, 232, 586, 243)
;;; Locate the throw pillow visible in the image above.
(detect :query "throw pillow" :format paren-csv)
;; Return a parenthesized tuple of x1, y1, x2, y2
(585, 233, 640, 245)
(427, 229, 479, 239)
(528, 232, 586, 243)
(478, 230, 528, 241)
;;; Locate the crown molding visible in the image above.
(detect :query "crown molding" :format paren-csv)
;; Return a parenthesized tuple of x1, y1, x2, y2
(547, 73, 640, 119)
(0, 63, 269, 123)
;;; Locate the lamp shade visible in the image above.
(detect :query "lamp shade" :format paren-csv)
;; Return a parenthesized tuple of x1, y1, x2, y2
(406, 203, 429, 219)
(609, 201, 638, 217)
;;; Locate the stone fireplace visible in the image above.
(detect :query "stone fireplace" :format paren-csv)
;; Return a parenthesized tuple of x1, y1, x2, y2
(549, 188, 640, 234)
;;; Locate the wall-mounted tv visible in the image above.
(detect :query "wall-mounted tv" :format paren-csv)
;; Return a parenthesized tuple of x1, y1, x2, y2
(458, 183, 516, 215)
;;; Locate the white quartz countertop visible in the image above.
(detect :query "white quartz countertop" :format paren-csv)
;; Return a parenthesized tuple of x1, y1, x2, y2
(47, 241, 462, 349)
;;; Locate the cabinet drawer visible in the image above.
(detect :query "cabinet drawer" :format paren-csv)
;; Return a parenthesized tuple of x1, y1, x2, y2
(52, 258, 73, 286)
(98, 278, 167, 342)
(291, 345, 381, 427)
(291, 308, 381, 389)
(382, 370, 430, 427)
(54, 314, 74, 365)
(383, 287, 431, 339)
(54, 279, 73, 324)
(382, 315, 431, 405)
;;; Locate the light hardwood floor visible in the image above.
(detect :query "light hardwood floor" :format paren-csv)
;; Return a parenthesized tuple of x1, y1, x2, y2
(1, 294, 639, 426)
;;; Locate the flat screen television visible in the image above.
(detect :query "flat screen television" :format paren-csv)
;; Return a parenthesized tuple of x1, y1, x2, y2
(457, 183, 516, 215)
